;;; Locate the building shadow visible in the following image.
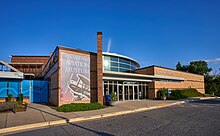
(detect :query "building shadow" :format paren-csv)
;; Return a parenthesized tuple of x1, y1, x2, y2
(27, 104, 71, 121)
(67, 122, 114, 136)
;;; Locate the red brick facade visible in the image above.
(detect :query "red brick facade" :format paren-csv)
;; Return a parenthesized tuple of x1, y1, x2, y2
(10, 56, 50, 77)
(97, 32, 103, 104)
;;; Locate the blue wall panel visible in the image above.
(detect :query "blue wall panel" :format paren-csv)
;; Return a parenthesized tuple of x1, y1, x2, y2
(0, 81, 7, 98)
(22, 80, 30, 97)
(0, 80, 48, 103)
(8, 81, 20, 97)
(32, 80, 41, 102)
(41, 81, 48, 102)
(31, 80, 48, 103)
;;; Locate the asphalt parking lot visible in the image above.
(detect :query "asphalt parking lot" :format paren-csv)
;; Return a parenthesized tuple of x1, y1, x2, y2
(8, 98, 220, 136)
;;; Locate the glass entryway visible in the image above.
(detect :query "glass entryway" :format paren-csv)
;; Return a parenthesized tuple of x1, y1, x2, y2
(118, 85, 123, 101)
(103, 81, 148, 101)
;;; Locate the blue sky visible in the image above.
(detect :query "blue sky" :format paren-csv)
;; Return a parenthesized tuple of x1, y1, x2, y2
(0, 0, 219, 72)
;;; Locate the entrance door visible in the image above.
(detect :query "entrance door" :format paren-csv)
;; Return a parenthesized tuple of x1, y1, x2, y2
(124, 85, 129, 100)
(134, 85, 138, 99)
(129, 86, 133, 100)
(31, 80, 48, 103)
(118, 85, 123, 101)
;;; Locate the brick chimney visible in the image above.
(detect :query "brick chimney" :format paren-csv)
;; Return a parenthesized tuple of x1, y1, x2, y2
(97, 32, 103, 104)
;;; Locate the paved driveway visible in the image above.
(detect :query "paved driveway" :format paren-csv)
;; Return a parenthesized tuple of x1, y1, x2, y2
(8, 98, 220, 136)
(0, 100, 178, 129)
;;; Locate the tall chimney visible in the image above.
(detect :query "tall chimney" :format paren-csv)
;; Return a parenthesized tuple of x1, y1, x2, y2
(97, 32, 103, 104)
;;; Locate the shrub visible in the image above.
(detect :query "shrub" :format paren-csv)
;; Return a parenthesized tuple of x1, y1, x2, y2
(157, 88, 167, 99)
(56, 103, 105, 112)
(18, 94, 24, 103)
(7, 94, 13, 102)
(168, 88, 204, 100)
(110, 92, 117, 101)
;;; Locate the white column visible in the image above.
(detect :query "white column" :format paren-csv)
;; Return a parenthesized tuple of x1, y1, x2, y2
(122, 83, 125, 101)
(117, 82, 119, 101)
(133, 85, 135, 100)
(137, 85, 139, 100)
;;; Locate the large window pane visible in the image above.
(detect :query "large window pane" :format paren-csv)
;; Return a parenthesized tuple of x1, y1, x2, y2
(131, 62, 137, 68)
(104, 56, 110, 61)
(119, 63, 131, 69)
(110, 56, 118, 62)
(104, 66, 110, 71)
(119, 68, 130, 72)
(110, 67, 118, 72)
(119, 58, 130, 64)
(111, 62, 118, 67)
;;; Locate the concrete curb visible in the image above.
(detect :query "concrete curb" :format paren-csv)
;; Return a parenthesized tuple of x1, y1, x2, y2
(200, 97, 220, 100)
(0, 101, 185, 134)
(184, 97, 220, 102)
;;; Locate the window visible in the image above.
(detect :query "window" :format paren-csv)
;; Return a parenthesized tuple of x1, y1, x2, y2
(110, 56, 118, 62)
(110, 67, 118, 72)
(119, 58, 130, 64)
(119, 63, 131, 69)
(119, 68, 130, 73)
(111, 62, 118, 67)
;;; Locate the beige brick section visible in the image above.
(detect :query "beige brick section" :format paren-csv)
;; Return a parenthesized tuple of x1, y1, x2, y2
(135, 67, 154, 75)
(136, 66, 205, 99)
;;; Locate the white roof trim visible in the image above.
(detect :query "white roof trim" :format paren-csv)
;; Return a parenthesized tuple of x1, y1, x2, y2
(103, 77, 152, 82)
(0, 60, 21, 72)
(103, 71, 185, 81)
(0, 71, 23, 79)
(102, 52, 140, 67)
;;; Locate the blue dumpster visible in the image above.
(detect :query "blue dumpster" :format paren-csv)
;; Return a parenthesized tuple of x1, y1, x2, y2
(105, 94, 111, 106)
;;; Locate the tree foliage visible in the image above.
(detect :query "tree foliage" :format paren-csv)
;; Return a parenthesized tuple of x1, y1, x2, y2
(176, 61, 220, 96)
(205, 74, 220, 96)
(176, 61, 212, 75)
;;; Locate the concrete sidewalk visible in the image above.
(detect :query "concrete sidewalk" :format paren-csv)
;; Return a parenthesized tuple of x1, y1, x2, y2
(0, 100, 183, 134)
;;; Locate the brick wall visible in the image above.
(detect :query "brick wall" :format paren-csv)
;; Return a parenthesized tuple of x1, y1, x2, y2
(135, 66, 205, 99)
(90, 54, 98, 103)
(97, 32, 103, 104)
(11, 56, 50, 76)
(153, 66, 204, 97)
(135, 67, 154, 75)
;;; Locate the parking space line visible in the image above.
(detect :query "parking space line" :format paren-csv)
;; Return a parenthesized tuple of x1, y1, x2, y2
(207, 105, 215, 108)
(188, 103, 199, 107)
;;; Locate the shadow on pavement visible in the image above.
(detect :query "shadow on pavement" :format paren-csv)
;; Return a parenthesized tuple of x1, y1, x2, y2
(27, 105, 70, 122)
(67, 122, 114, 136)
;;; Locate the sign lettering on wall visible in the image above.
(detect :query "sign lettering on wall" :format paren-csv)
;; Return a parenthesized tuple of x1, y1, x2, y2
(156, 71, 175, 76)
(60, 52, 90, 102)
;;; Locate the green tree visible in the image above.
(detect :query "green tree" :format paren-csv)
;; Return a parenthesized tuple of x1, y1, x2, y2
(176, 61, 220, 96)
(176, 61, 182, 70)
(176, 60, 212, 75)
(188, 61, 212, 75)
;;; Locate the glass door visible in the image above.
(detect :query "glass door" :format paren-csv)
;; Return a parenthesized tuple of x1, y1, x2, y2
(129, 85, 133, 100)
(124, 85, 129, 100)
(134, 85, 138, 99)
(118, 85, 123, 101)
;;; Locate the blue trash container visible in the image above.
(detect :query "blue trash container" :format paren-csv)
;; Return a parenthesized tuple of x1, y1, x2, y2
(105, 94, 111, 106)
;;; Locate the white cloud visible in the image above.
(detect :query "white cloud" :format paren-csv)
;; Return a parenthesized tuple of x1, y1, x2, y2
(205, 58, 220, 64)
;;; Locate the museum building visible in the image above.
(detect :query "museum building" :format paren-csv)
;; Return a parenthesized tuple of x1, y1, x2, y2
(0, 32, 204, 106)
